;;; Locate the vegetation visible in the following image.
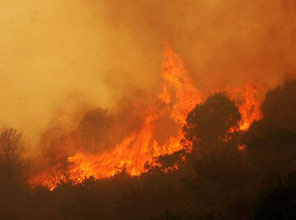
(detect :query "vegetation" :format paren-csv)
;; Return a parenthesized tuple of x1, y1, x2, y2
(0, 80, 296, 219)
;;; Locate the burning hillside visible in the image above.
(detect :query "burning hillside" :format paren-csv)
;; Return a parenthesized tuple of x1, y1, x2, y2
(1, 0, 296, 219)
(29, 44, 264, 190)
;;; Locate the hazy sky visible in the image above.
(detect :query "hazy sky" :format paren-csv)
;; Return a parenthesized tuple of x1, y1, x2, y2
(1, 0, 295, 144)
(0, 1, 113, 142)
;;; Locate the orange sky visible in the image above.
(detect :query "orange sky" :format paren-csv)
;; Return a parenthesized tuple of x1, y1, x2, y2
(0, 1, 112, 143)
(0, 0, 295, 145)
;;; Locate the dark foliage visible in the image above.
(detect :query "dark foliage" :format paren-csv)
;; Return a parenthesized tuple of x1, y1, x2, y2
(183, 92, 241, 152)
(261, 79, 296, 131)
(0, 81, 296, 219)
(253, 173, 296, 220)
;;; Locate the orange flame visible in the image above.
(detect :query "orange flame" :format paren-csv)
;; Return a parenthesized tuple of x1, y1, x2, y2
(238, 144, 247, 152)
(30, 44, 203, 189)
(159, 43, 203, 124)
(30, 45, 266, 189)
(237, 84, 263, 131)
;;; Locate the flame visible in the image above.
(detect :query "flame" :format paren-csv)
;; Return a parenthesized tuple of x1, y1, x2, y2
(238, 144, 247, 152)
(30, 45, 265, 189)
(159, 43, 203, 124)
(237, 84, 263, 131)
(30, 44, 203, 189)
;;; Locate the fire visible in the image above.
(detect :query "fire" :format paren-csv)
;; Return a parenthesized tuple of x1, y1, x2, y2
(237, 84, 263, 131)
(238, 144, 247, 152)
(159, 43, 203, 124)
(30, 45, 264, 189)
(30, 44, 203, 189)
(228, 84, 263, 132)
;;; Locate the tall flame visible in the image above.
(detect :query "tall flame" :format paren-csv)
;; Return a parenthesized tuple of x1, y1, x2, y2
(30, 44, 203, 189)
(228, 83, 264, 132)
(159, 43, 203, 124)
(238, 84, 263, 131)
(30, 45, 265, 189)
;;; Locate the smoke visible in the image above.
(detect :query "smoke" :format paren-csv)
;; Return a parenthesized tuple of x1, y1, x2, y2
(0, 0, 112, 144)
(1, 0, 296, 147)
(99, 0, 296, 90)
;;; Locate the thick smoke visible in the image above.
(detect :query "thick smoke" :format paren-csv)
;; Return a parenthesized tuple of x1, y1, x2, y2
(99, 0, 296, 94)
(1, 1, 296, 219)
(1, 0, 296, 152)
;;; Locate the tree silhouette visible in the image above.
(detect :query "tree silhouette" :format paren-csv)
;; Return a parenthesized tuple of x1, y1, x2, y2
(245, 120, 296, 153)
(243, 80, 296, 173)
(78, 108, 115, 153)
(261, 79, 296, 131)
(183, 92, 241, 152)
(0, 129, 25, 184)
(0, 129, 28, 219)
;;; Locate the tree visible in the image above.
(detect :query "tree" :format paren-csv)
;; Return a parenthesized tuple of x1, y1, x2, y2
(78, 108, 115, 153)
(243, 80, 296, 173)
(0, 129, 25, 183)
(244, 120, 296, 153)
(183, 92, 241, 152)
(261, 79, 296, 131)
(0, 129, 28, 219)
